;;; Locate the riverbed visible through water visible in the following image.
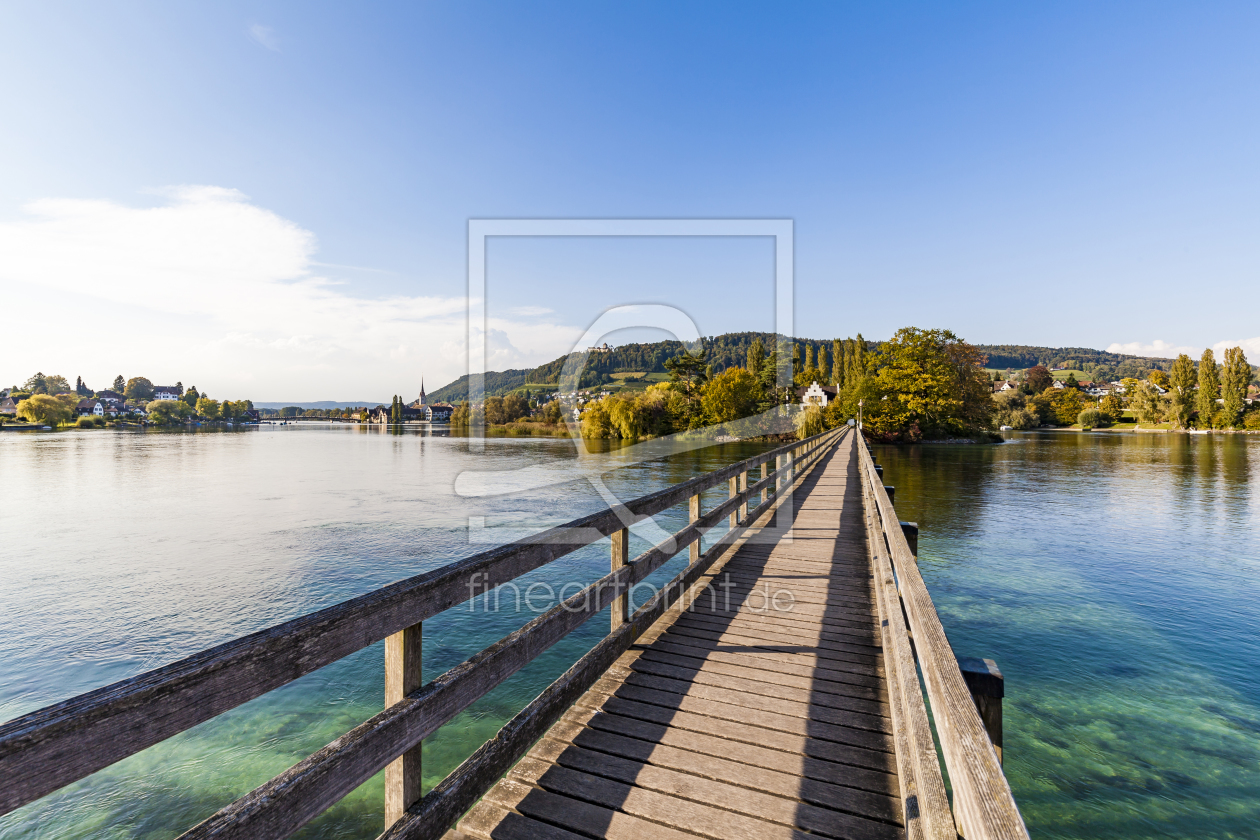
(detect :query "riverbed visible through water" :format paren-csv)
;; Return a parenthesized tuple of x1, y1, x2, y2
(1, 427, 1257, 839)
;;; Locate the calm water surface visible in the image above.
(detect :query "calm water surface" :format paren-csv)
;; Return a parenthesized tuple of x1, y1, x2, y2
(1, 428, 1257, 838)
(0, 426, 770, 839)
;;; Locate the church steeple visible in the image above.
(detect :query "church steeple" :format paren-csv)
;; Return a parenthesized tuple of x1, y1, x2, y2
(418, 378, 426, 405)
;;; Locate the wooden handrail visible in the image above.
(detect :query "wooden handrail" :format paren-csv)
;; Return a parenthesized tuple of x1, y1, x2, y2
(382, 426, 847, 840)
(856, 440, 1029, 840)
(0, 423, 843, 830)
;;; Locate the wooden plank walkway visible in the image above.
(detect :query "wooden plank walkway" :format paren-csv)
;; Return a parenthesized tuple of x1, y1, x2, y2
(453, 432, 905, 840)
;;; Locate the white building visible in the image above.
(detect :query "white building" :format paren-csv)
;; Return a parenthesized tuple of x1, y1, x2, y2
(797, 381, 837, 407)
(152, 386, 181, 401)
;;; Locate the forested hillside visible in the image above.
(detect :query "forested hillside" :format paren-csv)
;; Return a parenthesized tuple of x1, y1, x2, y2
(974, 344, 1171, 372)
(428, 333, 1180, 402)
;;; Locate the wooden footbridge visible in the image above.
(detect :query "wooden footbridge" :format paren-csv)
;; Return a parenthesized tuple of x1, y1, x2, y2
(0, 426, 1028, 839)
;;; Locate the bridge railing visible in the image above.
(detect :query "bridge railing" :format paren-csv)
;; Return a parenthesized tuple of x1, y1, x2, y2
(857, 438, 1029, 840)
(0, 423, 846, 840)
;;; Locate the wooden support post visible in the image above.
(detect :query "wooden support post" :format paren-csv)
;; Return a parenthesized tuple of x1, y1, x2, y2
(775, 455, 784, 494)
(957, 657, 1004, 764)
(384, 622, 423, 827)
(728, 476, 738, 529)
(689, 493, 701, 565)
(875, 464, 884, 479)
(885, 485, 895, 505)
(899, 521, 919, 557)
(760, 461, 768, 504)
(737, 471, 748, 524)
(610, 527, 629, 630)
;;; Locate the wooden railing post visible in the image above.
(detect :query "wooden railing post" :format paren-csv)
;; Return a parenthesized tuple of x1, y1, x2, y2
(760, 461, 768, 504)
(728, 475, 739, 529)
(899, 521, 919, 557)
(689, 493, 701, 565)
(610, 527, 630, 630)
(885, 485, 895, 505)
(958, 657, 1005, 764)
(738, 470, 748, 524)
(384, 622, 423, 827)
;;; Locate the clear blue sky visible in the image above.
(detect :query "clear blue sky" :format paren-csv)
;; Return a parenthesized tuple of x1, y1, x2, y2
(2, 2, 1257, 399)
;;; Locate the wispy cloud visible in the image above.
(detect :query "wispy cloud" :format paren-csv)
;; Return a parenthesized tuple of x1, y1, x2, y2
(0, 187, 582, 399)
(1106, 337, 1260, 360)
(247, 24, 281, 53)
(508, 305, 554, 317)
(1105, 339, 1202, 359)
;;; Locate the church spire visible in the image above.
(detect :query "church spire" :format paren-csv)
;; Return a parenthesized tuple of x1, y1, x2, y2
(418, 378, 426, 405)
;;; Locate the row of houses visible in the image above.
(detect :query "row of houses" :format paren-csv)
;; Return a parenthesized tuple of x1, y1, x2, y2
(364, 383, 455, 424)
(991, 379, 1166, 397)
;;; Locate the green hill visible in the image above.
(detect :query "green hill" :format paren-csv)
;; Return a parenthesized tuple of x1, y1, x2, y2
(427, 333, 1188, 403)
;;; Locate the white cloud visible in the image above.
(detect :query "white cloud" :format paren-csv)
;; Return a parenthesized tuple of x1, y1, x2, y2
(0, 187, 581, 400)
(1104, 339, 1202, 359)
(1105, 337, 1260, 361)
(247, 24, 281, 52)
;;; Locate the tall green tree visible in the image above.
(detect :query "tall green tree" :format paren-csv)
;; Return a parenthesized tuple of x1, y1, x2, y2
(112, 375, 125, 391)
(791, 343, 802, 384)
(1221, 346, 1250, 427)
(861, 327, 994, 440)
(746, 336, 765, 381)
(1196, 349, 1219, 426)
(663, 347, 709, 396)
(832, 339, 843, 385)
(1167, 353, 1196, 429)
(819, 345, 830, 384)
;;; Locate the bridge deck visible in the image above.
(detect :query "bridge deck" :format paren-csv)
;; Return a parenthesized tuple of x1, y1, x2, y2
(452, 433, 903, 840)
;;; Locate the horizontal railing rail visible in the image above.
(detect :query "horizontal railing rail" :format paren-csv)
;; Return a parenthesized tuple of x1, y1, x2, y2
(857, 438, 1029, 840)
(0, 422, 844, 840)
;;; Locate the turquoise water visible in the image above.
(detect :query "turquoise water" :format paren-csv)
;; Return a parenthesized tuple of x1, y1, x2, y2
(0, 426, 764, 839)
(875, 432, 1260, 839)
(2, 428, 1257, 838)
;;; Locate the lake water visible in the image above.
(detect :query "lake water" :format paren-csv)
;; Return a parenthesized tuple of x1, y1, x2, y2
(1, 427, 1257, 839)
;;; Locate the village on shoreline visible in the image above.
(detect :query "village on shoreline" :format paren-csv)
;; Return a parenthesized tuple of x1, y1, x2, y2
(5, 334, 1258, 439)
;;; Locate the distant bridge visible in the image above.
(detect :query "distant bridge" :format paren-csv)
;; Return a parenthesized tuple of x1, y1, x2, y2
(0, 427, 1026, 839)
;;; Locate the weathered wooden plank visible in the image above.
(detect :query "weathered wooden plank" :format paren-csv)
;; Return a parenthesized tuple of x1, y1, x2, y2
(575, 692, 898, 775)
(509, 757, 832, 840)
(478, 777, 701, 840)
(180, 566, 634, 840)
(863, 457, 954, 840)
(380, 438, 840, 840)
(619, 657, 886, 716)
(524, 739, 901, 839)
(608, 668, 892, 733)
(384, 622, 424, 826)
(859, 442, 1029, 839)
(632, 646, 884, 701)
(563, 703, 899, 797)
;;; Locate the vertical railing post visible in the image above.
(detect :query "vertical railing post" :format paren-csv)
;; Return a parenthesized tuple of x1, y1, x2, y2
(775, 454, 784, 494)
(689, 493, 701, 565)
(738, 469, 748, 524)
(384, 622, 423, 827)
(760, 461, 768, 505)
(610, 527, 630, 630)
(728, 475, 738, 529)
(957, 657, 1005, 764)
